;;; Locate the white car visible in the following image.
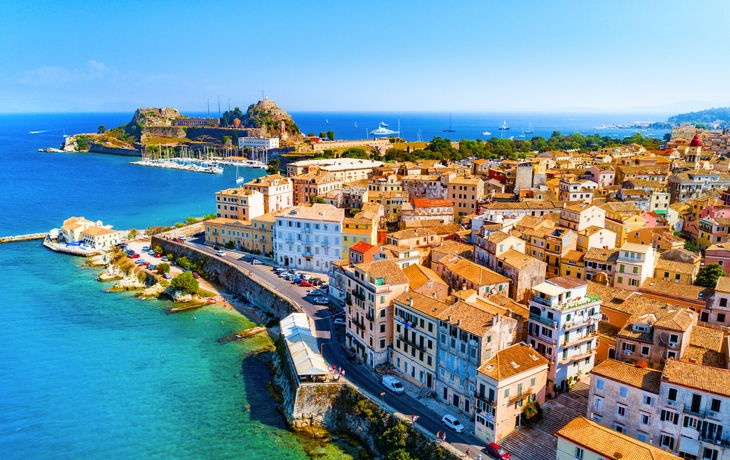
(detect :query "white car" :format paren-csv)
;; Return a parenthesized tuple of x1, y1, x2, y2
(382, 376, 405, 394)
(251, 259, 262, 265)
(216, 250, 226, 257)
(312, 297, 329, 305)
(441, 414, 464, 433)
(333, 318, 346, 326)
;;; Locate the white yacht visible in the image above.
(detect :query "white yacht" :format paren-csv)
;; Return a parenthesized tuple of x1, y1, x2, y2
(369, 122, 399, 136)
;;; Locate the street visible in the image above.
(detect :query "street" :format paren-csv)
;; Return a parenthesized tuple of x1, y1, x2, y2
(183, 237, 499, 459)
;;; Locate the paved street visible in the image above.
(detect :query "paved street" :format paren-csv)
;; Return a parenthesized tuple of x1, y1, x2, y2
(183, 237, 513, 459)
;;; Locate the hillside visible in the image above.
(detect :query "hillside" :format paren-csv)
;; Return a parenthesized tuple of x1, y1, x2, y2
(668, 107, 730, 127)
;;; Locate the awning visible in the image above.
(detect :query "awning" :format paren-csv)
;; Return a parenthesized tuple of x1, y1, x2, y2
(653, 210, 668, 215)
(679, 436, 700, 456)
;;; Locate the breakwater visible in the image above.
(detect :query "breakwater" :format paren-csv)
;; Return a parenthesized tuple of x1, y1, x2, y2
(0, 232, 48, 243)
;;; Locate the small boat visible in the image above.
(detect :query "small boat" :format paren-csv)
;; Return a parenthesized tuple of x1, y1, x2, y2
(519, 128, 525, 138)
(380, 121, 389, 127)
(482, 131, 491, 136)
(443, 113, 455, 133)
(498, 121, 510, 131)
(524, 122, 533, 134)
(354, 122, 358, 128)
(325, 119, 329, 123)
(235, 164, 244, 184)
(370, 122, 399, 136)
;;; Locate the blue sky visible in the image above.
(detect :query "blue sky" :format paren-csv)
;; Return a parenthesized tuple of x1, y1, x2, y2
(2, 0, 730, 113)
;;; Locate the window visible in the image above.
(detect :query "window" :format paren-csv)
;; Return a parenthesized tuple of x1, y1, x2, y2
(668, 388, 677, 402)
(643, 395, 653, 406)
(619, 387, 628, 398)
(613, 424, 626, 434)
(704, 448, 719, 460)
(711, 398, 721, 412)
(660, 434, 674, 450)
(640, 412, 652, 426)
(660, 409, 679, 425)
(641, 346, 650, 355)
(575, 447, 584, 459)
(595, 379, 604, 390)
(616, 405, 627, 417)
(637, 432, 648, 443)
(593, 396, 603, 409)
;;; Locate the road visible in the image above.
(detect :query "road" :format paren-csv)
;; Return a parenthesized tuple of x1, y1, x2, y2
(184, 238, 495, 459)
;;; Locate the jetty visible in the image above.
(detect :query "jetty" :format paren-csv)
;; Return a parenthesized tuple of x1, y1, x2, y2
(218, 326, 266, 343)
(0, 232, 49, 243)
(43, 238, 103, 256)
(165, 303, 205, 314)
(129, 160, 223, 174)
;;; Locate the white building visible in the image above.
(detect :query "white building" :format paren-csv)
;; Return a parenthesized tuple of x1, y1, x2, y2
(286, 158, 384, 182)
(274, 204, 344, 273)
(81, 226, 122, 248)
(238, 137, 279, 151)
(614, 243, 655, 291)
(527, 276, 601, 393)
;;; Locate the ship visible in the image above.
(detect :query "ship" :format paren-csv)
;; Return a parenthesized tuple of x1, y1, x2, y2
(498, 121, 510, 131)
(370, 122, 399, 136)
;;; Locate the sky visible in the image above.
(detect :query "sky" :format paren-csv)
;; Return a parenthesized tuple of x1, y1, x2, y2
(2, 0, 730, 113)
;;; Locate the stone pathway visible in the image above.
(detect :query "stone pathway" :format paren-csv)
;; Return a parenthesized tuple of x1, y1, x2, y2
(499, 379, 590, 460)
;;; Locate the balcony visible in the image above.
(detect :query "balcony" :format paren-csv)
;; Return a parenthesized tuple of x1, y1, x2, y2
(322, 240, 331, 247)
(532, 293, 601, 311)
(509, 388, 533, 404)
(559, 348, 596, 365)
(351, 316, 366, 331)
(352, 290, 366, 301)
(528, 328, 557, 346)
(563, 313, 602, 331)
(366, 312, 374, 322)
(563, 332, 598, 348)
(530, 312, 557, 328)
(683, 405, 706, 417)
(474, 391, 496, 406)
(399, 334, 426, 352)
(699, 434, 730, 447)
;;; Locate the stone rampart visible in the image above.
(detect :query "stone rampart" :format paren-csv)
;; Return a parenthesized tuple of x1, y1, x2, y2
(89, 143, 140, 157)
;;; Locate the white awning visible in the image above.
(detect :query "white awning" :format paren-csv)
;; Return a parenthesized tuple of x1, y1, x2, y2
(679, 436, 700, 456)
(280, 312, 329, 378)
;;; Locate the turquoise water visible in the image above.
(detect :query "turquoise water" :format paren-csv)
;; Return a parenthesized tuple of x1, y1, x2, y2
(0, 114, 355, 459)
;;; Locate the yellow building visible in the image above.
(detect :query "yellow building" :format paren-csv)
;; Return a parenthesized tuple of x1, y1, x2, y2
(447, 176, 484, 217)
(215, 188, 265, 220)
(204, 218, 253, 250)
(368, 190, 409, 222)
(560, 250, 585, 279)
(342, 210, 378, 255)
(601, 202, 647, 247)
(80, 226, 122, 248)
(251, 211, 278, 257)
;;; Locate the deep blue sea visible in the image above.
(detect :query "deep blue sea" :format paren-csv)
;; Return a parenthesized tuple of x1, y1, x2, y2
(0, 110, 668, 459)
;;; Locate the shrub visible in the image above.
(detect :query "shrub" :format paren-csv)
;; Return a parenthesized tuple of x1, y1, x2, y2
(166, 253, 175, 261)
(265, 318, 280, 328)
(177, 256, 192, 269)
(154, 246, 164, 254)
(157, 262, 170, 274)
(225, 241, 235, 249)
(520, 401, 543, 425)
(174, 222, 184, 229)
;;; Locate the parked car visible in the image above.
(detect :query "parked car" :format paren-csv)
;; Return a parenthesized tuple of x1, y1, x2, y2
(293, 278, 303, 285)
(216, 250, 226, 257)
(142, 246, 150, 251)
(251, 259, 262, 265)
(213, 245, 221, 250)
(333, 318, 346, 326)
(312, 297, 329, 305)
(341, 344, 356, 360)
(192, 272, 200, 279)
(140, 261, 150, 267)
(163, 273, 171, 280)
(161, 257, 168, 262)
(484, 443, 510, 460)
(382, 376, 405, 395)
(148, 265, 157, 270)
(129, 253, 140, 259)
(300, 280, 312, 287)
(153, 253, 162, 258)
(441, 415, 464, 433)
(134, 260, 143, 265)
(148, 250, 156, 256)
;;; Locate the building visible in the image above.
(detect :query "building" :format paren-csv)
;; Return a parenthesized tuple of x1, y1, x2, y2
(448, 176, 485, 217)
(204, 217, 253, 250)
(291, 171, 342, 205)
(558, 178, 598, 203)
(348, 241, 379, 265)
(238, 137, 279, 151)
(215, 188, 265, 220)
(368, 190, 409, 222)
(400, 199, 455, 225)
(243, 175, 293, 214)
(286, 158, 384, 182)
(342, 209, 379, 255)
(344, 259, 410, 368)
(560, 203, 607, 232)
(561, 250, 586, 280)
(494, 249, 547, 303)
(474, 343, 549, 446)
(602, 202, 648, 247)
(274, 204, 345, 273)
(401, 174, 448, 200)
(172, 117, 219, 127)
(588, 164, 616, 189)
(386, 228, 438, 248)
(702, 276, 730, 328)
(476, 231, 527, 270)
(669, 169, 730, 203)
(436, 254, 511, 297)
(436, 299, 519, 416)
(556, 417, 681, 460)
(527, 276, 602, 392)
(60, 216, 102, 243)
(697, 216, 730, 251)
(614, 243, 656, 291)
(251, 211, 277, 256)
(391, 292, 449, 391)
(402, 264, 450, 301)
(705, 243, 730, 269)
(576, 226, 616, 253)
(374, 244, 421, 270)
(524, 226, 577, 278)
(80, 226, 122, 248)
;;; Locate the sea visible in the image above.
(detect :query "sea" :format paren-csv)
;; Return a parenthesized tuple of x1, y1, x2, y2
(0, 110, 670, 459)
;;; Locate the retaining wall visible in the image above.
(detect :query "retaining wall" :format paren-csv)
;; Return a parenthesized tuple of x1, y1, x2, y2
(89, 143, 140, 157)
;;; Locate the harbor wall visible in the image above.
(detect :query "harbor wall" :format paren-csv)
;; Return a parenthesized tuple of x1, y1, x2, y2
(0, 232, 48, 243)
(89, 143, 140, 157)
(151, 237, 297, 320)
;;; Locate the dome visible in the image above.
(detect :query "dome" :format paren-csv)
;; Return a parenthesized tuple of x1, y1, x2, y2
(690, 135, 701, 147)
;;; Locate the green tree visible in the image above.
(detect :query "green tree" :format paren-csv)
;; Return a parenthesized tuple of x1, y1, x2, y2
(98, 125, 106, 133)
(326, 130, 335, 141)
(175, 222, 184, 228)
(203, 213, 217, 220)
(128, 229, 137, 239)
(684, 239, 698, 253)
(185, 217, 197, 225)
(381, 422, 409, 451)
(154, 246, 164, 254)
(307, 132, 314, 137)
(319, 131, 326, 139)
(267, 158, 280, 175)
(340, 147, 369, 159)
(311, 196, 326, 204)
(157, 262, 170, 274)
(77, 139, 88, 151)
(695, 263, 726, 288)
(170, 271, 199, 294)
(385, 449, 413, 460)
(663, 133, 672, 143)
(166, 253, 175, 261)
(349, 208, 361, 217)
(177, 256, 192, 269)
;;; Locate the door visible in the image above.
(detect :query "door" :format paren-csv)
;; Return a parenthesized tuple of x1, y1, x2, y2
(306, 259, 312, 270)
(464, 399, 470, 413)
(453, 394, 460, 408)
(609, 348, 616, 359)
(516, 414, 521, 427)
(691, 394, 701, 414)
(427, 374, 433, 389)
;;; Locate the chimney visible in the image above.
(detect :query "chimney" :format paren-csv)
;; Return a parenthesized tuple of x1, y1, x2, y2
(447, 316, 451, 322)
(457, 319, 461, 326)
(409, 298, 413, 307)
(528, 343, 533, 349)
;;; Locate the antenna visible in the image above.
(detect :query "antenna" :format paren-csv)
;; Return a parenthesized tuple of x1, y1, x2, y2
(228, 99, 230, 112)
(218, 96, 220, 118)
(262, 89, 265, 100)
(207, 99, 210, 119)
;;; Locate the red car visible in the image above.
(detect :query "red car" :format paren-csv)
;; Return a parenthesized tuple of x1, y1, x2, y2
(153, 253, 162, 258)
(485, 443, 510, 460)
(300, 280, 312, 287)
(193, 272, 200, 279)
(140, 261, 150, 267)
(129, 253, 140, 259)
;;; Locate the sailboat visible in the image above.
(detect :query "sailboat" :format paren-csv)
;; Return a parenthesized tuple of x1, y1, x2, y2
(63, 128, 68, 138)
(443, 113, 455, 133)
(498, 121, 510, 131)
(524, 122, 533, 134)
(354, 122, 358, 128)
(482, 131, 491, 136)
(235, 164, 244, 184)
(518, 128, 526, 138)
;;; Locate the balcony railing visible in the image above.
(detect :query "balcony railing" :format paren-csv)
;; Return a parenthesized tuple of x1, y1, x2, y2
(528, 328, 557, 346)
(366, 312, 374, 322)
(532, 293, 601, 311)
(351, 317, 366, 331)
(563, 332, 598, 348)
(529, 312, 557, 328)
(352, 290, 366, 301)
(559, 348, 596, 365)
(682, 405, 706, 417)
(399, 334, 426, 352)
(563, 313, 602, 330)
(474, 391, 497, 406)
(509, 388, 533, 404)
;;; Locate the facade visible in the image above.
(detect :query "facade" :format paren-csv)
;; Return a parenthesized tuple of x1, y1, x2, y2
(286, 158, 384, 182)
(558, 178, 598, 203)
(494, 249, 547, 303)
(238, 137, 279, 151)
(80, 226, 122, 248)
(474, 343, 549, 446)
(705, 243, 730, 269)
(669, 169, 730, 203)
(576, 226, 616, 253)
(602, 202, 648, 247)
(559, 204, 606, 232)
(342, 210, 378, 255)
(344, 259, 410, 368)
(448, 176, 485, 217)
(614, 243, 656, 291)
(60, 216, 101, 242)
(215, 188, 265, 220)
(243, 175, 293, 214)
(274, 204, 345, 273)
(436, 254, 511, 297)
(291, 171, 342, 205)
(400, 198, 455, 225)
(704, 276, 730, 328)
(588, 165, 616, 189)
(391, 292, 448, 391)
(527, 276, 601, 392)
(205, 218, 253, 250)
(401, 174, 448, 200)
(477, 231, 526, 271)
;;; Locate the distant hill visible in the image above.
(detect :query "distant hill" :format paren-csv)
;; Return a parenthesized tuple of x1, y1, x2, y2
(668, 107, 730, 127)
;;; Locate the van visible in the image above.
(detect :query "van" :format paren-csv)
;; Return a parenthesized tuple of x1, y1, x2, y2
(382, 376, 405, 395)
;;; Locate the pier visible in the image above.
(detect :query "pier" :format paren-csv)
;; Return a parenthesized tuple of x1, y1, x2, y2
(0, 232, 49, 243)
(42, 238, 103, 256)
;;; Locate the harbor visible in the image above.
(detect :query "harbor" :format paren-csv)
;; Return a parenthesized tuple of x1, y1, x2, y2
(0, 232, 49, 243)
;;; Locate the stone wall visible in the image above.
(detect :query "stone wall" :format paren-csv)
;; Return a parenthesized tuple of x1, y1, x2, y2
(142, 126, 186, 138)
(151, 237, 297, 320)
(89, 143, 140, 157)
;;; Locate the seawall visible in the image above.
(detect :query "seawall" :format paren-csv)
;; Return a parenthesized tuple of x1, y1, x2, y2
(0, 232, 48, 243)
(89, 143, 141, 157)
(151, 237, 297, 320)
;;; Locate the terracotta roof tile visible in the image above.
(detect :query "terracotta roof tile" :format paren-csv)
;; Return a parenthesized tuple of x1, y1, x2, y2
(662, 359, 730, 397)
(477, 343, 548, 381)
(590, 359, 662, 394)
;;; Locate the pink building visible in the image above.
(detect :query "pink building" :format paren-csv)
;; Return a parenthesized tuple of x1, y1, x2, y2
(701, 204, 730, 219)
(588, 165, 615, 189)
(705, 243, 730, 269)
(639, 211, 659, 228)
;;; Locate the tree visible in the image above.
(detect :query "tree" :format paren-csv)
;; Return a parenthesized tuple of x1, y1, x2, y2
(664, 133, 672, 143)
(185, 217, 197, 225)
(326, 130, 335, 141)
(684, 239, 698, 253)
(177, 256, 192, 269)
(98, 125, 106, 133)
(311, 196, 326, 204)
(157, 263, 170, 274)
(203, 213, 217, 220)
(349, 208, 361, 217)
(267, 158, 280, 175)
(128, 229, 137, 239)
(695, 263, 726, 288)
(76, 139, 88, 151)
(307, 132, 314, 137)
(170, 271, 199, 294)
(154, 246, 164, 254)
